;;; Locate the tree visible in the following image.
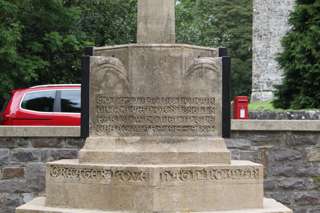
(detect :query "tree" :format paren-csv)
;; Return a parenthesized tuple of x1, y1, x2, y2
(0, 0, 91, 106)
(0, 0, 27, 105)
(67, 0, 137, 46)
(273, 0, 320, 109)
(0, 0, 252, 107)
(176, 0, 252, 98)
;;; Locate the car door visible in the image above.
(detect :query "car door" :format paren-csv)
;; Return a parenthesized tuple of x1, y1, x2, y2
(51, 89, 81, 126)
(16, 90, 57, 125)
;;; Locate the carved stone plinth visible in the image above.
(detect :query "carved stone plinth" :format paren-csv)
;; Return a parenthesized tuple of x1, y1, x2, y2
(44, 160, 263, 212)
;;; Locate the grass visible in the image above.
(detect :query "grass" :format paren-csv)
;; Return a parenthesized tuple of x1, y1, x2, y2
(248, 101, 282, 112)
(248, 101, 319, 112)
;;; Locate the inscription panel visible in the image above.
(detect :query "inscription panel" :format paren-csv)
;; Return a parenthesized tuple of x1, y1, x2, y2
(49, 165, 150, 185)
(93, 96, 216, 136)
(48, 165, 260, 185)
(160, 167, 260, 184)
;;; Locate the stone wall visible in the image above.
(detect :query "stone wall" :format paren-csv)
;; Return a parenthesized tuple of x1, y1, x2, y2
(0, 137, 84, 213)
(251, 0, 295, 101)
(229, 131, 320, 213)
(250, 111, 320, 120)
(0, 125, 320, 213)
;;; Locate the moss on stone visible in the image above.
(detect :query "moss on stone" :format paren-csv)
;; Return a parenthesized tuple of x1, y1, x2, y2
(312, 176, 320, 186)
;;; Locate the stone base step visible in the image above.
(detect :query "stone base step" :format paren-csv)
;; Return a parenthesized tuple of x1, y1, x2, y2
(79, 137, 231, 164)
(44, 160, 264, 211)
(16, 197, 292, 213)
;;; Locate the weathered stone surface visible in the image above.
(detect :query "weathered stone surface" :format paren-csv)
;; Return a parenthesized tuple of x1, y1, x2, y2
(44, 160, 264, 212)
(79, 43, 228, 167)
(277, 177, 311, 190)
(310, 208, 320, 213)
(25, 163, 46, 192)
(90, 44, 220, 138)
(225, 138, 251, 150)
(250, 111, 320, 120)
(80, 137, 230, 164)
(0, 149, 9, 166)
(306, 146, 320, 162)
(0, 126, 80, 137)
(270, 148, 303, 161)
(285, 133, 319, 146)
(0, 137, 85, 212)
(239, 150, 260, 162)
(0, 193, 22, 213)
(294, 192, 320, 206)
(17, 197, 293, 213)
(232, 120, 320, 132)
(22, 193, 34, 204)
(230, 131, 320, 213)
(31, 139, 64, 148)
(0, 179, 28, 193)
(251, 0, 295, 101)
(64, 138, 85, 148)
(0, 167, 24, 179)
(11, 149, 41, 163)
(0, 138, 29, 149)
(41, 149, 78, 162)
(137, 0, 175, 43)
(0, 131, 317, 212)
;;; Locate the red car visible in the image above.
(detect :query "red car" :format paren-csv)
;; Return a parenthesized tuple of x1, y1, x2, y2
(0, 84, 81, 126)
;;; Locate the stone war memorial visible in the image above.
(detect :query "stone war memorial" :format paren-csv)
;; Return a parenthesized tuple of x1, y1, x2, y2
(17, 1, 292, 213)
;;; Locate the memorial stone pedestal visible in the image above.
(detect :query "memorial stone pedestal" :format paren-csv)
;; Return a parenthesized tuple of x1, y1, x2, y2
(17, 1, 292, 213)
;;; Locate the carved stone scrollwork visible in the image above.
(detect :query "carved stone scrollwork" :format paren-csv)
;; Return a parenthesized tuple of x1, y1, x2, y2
(185, 57, 219, 79)
(48, 165, 149, 185)
(160, 167, 260, 183)
(92, 57, 129, 97)
(183, 57, 220, 96)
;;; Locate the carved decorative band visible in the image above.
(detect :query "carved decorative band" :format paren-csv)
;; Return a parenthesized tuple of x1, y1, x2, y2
(95, 125, 215, 136)
(48, 166, 260, 185)
(160, 168, 260, 183)
(49, 165, 149, 185)
(97, 96, 215, 106)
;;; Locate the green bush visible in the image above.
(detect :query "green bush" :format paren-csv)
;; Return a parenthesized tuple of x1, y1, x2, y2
(274, 0, 320, 109)
(176, 0, 253, 98)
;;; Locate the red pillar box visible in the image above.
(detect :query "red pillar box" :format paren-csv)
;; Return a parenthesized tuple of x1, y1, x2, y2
(233, 96, 249, 119)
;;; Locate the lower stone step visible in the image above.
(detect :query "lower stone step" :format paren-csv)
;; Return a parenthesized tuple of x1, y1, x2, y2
(16, 197, 292, 213)
(44, 160, 264, 211)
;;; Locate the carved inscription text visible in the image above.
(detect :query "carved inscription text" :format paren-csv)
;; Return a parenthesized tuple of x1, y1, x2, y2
(49, 165, 149, 185)
(94, 96, 216, 136)
(160, 167, 260, 183)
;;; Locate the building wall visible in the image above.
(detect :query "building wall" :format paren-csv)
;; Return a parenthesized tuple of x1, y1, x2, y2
(0, 125, 319, 213)
(251, 0, 295, 101)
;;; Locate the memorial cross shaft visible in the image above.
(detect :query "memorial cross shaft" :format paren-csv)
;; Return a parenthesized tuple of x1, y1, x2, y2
(137, 0, 176, 43)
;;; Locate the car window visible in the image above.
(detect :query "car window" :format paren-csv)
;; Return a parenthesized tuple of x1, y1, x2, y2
(61, 90, 80, 113)
(21, 91, 56, 112)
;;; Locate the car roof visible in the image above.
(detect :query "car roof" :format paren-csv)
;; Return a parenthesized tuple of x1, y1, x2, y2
(30, 84, 81, 88)
(11, 84, 81, 94)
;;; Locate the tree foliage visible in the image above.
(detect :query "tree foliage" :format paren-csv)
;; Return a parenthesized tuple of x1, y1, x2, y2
(273, 0, 320, 109)
(176, 0, 253, 98)
(68, 0, 137, 46)
(0, 0, 91, 106)
(0, 0, 252, 107)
